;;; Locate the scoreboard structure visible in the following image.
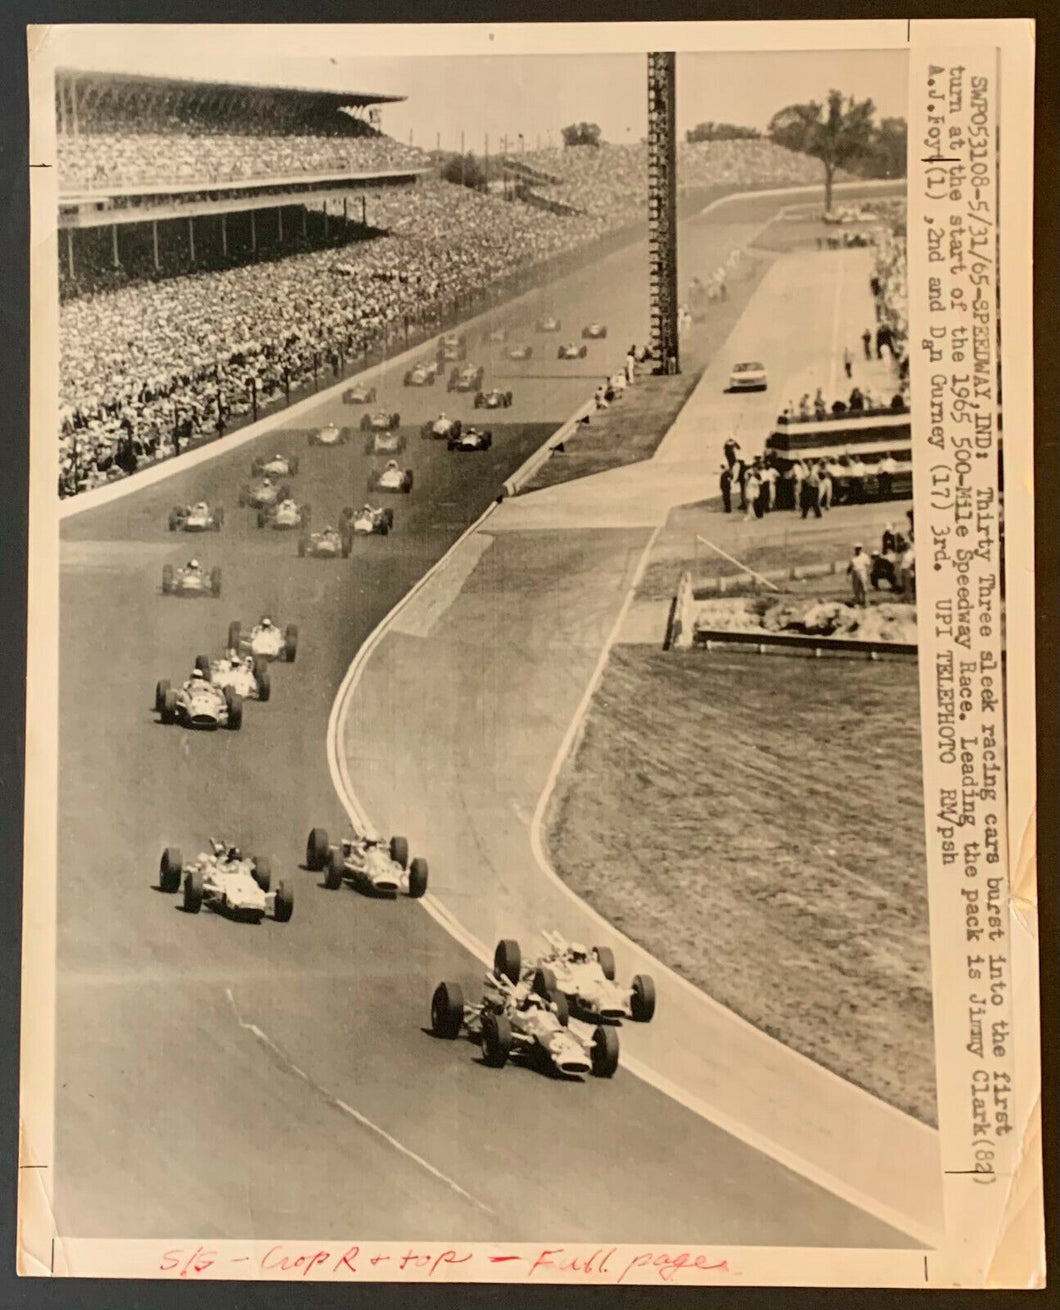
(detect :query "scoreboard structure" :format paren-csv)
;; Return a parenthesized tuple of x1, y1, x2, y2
(646, 52, 679, 374)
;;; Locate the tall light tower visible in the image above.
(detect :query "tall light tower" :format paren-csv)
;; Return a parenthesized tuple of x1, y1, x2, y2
(646, 52, 679, 373)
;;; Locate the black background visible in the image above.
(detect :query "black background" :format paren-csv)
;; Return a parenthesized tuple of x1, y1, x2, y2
(1, 2, 1055, 1307)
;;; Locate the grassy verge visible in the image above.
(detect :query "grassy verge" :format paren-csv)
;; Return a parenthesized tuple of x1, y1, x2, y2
(545, 644, 936, 1125)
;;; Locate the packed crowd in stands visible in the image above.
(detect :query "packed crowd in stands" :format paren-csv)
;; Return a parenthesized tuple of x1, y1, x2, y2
(719, 439, 911, 520)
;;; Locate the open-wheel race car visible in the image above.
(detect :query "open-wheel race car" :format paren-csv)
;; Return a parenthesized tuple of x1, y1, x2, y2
(448, 363, 485, 393)
(154, 667, 243, 730)
(558, 342, 589, 360)
(299, 526, 352, 559)
(228, 616, 298, 663)
(436, 333, 467, 363)
(403, 360, 439, 387)
(251, 452, 299, 478)
(342, 382, 377, 405)
(484, 326, 507, 344)
(364, 426, 406, 455)
(448, 425, 492, 452)
(343, 503, 394, 536)
(536, 315, 561, 333)
(367, 460, 414, 495)
(359, 409, 401, 433)
(582, 322, 608, 339)
(159, 841, 293, 923)
(168, 501, 223, 533)
(205, 649, 272, 702)
(239, 477, 290, 510)
(506, 344, 533, 361)
(161, 559, 222, 598)
(257, 497, 310, 530)
(500, 931, 656, 1024)
(474, 388, 513, 410)
(307, 423, 351, 447)
(306, 826, 428, 899)
(429, 967, 620, 1079)
(421, 414, 461, 441)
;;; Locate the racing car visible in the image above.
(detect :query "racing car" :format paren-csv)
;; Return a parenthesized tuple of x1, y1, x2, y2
(448, 363, 485, 393)
(257, 497, 310, 530)
(364, 426, 406, 456)
(403, 360, 439, 387)
(421, 413, 462, 442)
(168, 501, 223, 532)
(447, 425, 492, 452)
(499, 931, 656, 1023)
(158, 840, 293, 923)
(473, 388, 513, 410)
(536, 315, 561, 333)
(205, 649, 272, 702)
(342, 382, 377, 405)
(582, 322, 608, 339)
(299, 526, 352, 559)
(227, 616, 298, 664)
(306, 826, 428, 899)
(506, 344, 533, 361)
(161, 559, 222, 598)
(344, 503, 394, 535)
(307, 423, 351, 447)
(558, 342, 589, 360)
(484, 326, 507, 344)
(239, 476, 290, 510)
(367, 460, 414, 495)
(250, 452, 299, 478)
(727, 361, 768, 392)
(436, 333, 467, 363)
(154, 667, 243, 730)
(359, 409, 401, 433)
(429, 969, 620, 1078)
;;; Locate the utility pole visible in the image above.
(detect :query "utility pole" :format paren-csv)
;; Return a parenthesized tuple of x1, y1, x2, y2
(646, 52, 679, 373)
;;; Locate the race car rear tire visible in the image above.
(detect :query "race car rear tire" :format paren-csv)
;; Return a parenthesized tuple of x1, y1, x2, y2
(481, 1012, 512, 1068)
(210, 567, 222, 597)
(389, 835, 409, 870)
(341, 533, 351, 558)
(533, 966, 557, 997)
(168, 508, 182, 531)
(366, 474, 378, 495)
(324, 850, 345, 890)
(306, 827, 329, 871)
(184, 868, 204, 914)
(593, 946, 616, 981)
(162, 565, 174, 594)
(364, 437, 374, 456)
(407, 857, 428, 899)
(194, 653, 211, 678)
(274, 880, 294, 923)
(430, 982, 464, 1039)
(591, 1025, 620, 1078)
(298, 535, 307, 557)
(254, 659, 271, 702)
(548, 989, 570, 1027)
(283, 625, 298, 663)
(225, 689, 243, 730)
(630, 974, 656, 1023)
(494, 939, 521, 985)
(308, 433, 318, 446)
(227, 620, 241, 651)
(257, 510, 267, 529)
(161, 689, 178, 724)
(252, 856, 271, 893)
(155, 679, 170, 713)
(289, 457, 299, 475)
(160, 847, 183, 893)
(403, 473, 414, 493)
(214, 508, 224, 528)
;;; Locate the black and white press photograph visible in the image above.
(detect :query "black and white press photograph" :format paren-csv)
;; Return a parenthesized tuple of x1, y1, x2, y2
(18, 17, 1043, 1289)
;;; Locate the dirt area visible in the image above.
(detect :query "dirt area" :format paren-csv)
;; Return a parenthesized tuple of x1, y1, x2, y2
(545, 644, 936, 1126)
(693, 595, 918, 644)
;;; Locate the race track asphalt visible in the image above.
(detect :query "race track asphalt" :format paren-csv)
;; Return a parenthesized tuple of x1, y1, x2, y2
(56, 184, 911, 1245)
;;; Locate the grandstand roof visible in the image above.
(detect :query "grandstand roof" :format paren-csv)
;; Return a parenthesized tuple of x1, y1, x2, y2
(55, 67, 405, 111)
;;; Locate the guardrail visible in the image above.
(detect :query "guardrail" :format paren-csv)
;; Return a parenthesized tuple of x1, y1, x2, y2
(691, 627, 918, 660)
(500, 398, 595, 498)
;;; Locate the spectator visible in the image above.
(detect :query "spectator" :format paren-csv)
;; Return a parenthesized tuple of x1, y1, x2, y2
(862, 327, 873, 360)
(847, 543, 871, 607)
(800, 465, 822, 520)
(719, 464, 733, 514)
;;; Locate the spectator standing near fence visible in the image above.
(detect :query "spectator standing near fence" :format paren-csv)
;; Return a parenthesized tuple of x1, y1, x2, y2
(847, 544, 871, 607)
(744, 468, 761, 521)
(862, 327, 873, 359)
(818, 462, 833, 512)
(723, 435, 740, 468)
(800, 465, 822, 519)
(719, 464, 733, 514)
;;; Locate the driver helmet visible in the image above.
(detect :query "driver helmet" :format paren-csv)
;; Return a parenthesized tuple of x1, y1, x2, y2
(226, 845, 241, 863)
(192, 668, 208, 680)
(439, 412, 447, 420)
(385, 459, 398, 470)
(325, 524, 334, 535)
(262, 476, 272, 487)
(260, 616, 273, 628)
(226, 647, 238, 662)
(362, 504, 372, 514)
(187, 559, 200, 570)
(569, 941, 589, 961)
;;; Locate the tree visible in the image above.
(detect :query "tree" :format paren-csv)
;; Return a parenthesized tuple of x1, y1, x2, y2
(861, 117, 908, 179)
(441, 152, 486, 191)
(686, 121, 760, 143)
(561, 122, 602, 148)
(768, 90, 877, 212)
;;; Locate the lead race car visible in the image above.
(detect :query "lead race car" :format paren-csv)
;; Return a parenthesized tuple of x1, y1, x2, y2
(473, 388, 513, 410)
(367, 459, 414, 495)
(448, 425, 492, 452)
(342, 381, 377, 405)
(499, 931, 657, 1024)
(239, 476, 290, 510)
(227, 615, 298, 664)
(582, 321, 608, 339)
(251, 452, 299, 478)
(161, 559, 222, 598)
(506, 343, 533, 361)
(206, 649, 271, 702)
(421, 413, 462, 442)
(168, 501, 223, 532)
(257, 496, 310, 530)
(364, 425, 406, 455)
(359, 408, 401, 433)
(448, 363, 485, 393)
(403, 359, 439, 387)
(344, 502, 394, 535)
(299, 525, 352, 559)
(159, 840, 293, 923)
(536, 314, 561, 333)
(307, 423, 351, 447)
(429, 969, 620, 1078)
(558, 342, 589, 360)
(154, 667, 243, 730)
(306, 826, 428, 899)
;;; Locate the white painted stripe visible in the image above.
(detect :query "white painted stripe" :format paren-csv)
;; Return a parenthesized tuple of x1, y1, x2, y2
(225, 988, 495, 1217)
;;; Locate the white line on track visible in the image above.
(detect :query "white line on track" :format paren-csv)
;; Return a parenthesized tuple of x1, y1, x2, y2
(225, 988, 497, 1218)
